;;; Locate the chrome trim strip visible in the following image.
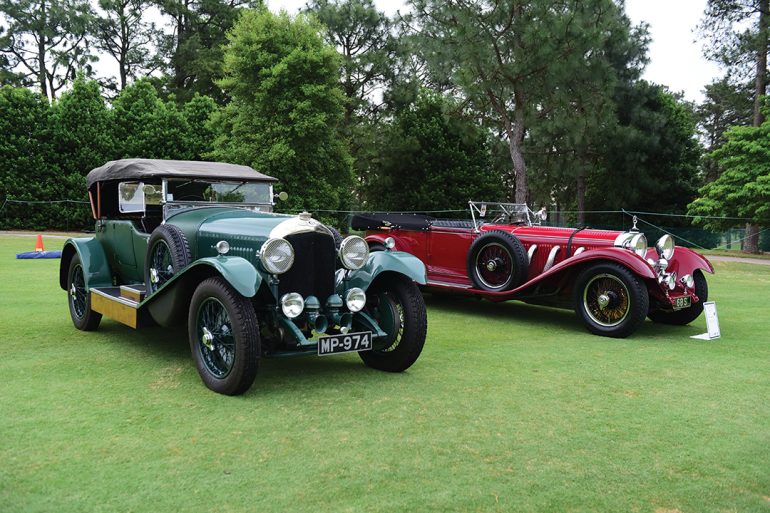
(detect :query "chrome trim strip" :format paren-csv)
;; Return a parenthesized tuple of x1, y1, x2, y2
(91, 287, 140, 308)
(527, 244, 538, 263)
(542, 246, 560, 272)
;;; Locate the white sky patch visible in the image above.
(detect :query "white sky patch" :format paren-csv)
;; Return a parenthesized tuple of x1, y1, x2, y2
(625, 0, 723, 103)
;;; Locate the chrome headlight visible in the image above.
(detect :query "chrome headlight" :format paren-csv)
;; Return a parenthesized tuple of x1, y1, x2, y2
(666, 272, 677, 290)
(339, 236, 369, 270)
(630, 233, 647, 258)
(260, 238, 294, 274)
(655, 234, 675, 260)
(681, 274, 695, 289)
(280, 293, 304, 318)
(345, 288, 366, 312)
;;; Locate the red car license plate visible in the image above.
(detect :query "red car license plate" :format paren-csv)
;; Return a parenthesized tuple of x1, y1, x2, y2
(673, 296, 691, 310)
(318, 331, 372, 356)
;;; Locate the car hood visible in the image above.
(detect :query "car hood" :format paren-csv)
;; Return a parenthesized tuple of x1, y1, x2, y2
(166, 207, 301, 261)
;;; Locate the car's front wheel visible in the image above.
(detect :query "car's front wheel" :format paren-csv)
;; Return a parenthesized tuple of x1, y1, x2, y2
(573, 262, 648, 338)
(648, 270, 708, 325)
(67, 253, 102, 331)
(359, 275, 427, 372)
(188, 277, 260, 395)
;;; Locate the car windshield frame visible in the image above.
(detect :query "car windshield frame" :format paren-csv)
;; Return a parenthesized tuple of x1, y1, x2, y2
(468, 201, 544, 231)
(162, 178, 275, 217)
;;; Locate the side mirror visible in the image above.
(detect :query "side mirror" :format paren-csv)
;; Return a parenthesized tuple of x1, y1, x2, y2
(275, 191, 288, 202)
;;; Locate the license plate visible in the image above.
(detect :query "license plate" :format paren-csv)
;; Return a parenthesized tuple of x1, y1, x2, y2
(673, 296, 691, 310)
(317, 331, 373, 356)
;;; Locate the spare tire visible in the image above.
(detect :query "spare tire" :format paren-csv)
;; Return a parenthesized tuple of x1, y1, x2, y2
(145, 224, 192, 294)
(467, 230, 529, 291)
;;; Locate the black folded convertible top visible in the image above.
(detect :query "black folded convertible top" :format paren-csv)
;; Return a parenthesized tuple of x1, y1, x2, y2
(350, 212, 435, 231)
(86, 159, 277, 189)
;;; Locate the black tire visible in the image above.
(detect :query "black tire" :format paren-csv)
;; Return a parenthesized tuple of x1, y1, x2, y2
(188, 277, 260, 395)
(145, 224, 192, 294)
(359, 275, 427, 372)
(328, 227, 343, 249)
(467, 230, 528, 291)
(648, 270, 708, 325)
(67, 253, 102, 331)
(573, 262, 649, 338)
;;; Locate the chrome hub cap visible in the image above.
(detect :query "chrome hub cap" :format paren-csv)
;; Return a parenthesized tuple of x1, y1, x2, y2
(150, 268, 159, 284)
(70, 284, 77, 297)
(486, 260, 498, 272)
(598, 293, 610, 309)
(201, 327, 214, 350)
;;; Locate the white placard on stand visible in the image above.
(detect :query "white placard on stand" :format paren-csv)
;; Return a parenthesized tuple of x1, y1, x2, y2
(691, 301, 720, 340)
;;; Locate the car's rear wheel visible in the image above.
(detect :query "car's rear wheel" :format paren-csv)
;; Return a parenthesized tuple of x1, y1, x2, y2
(358, 275, 427, 372)
(467, 230, 528, 291)
(145, 224, 191, 294)
(67, 254, 102, 331)
(574, 262, 648, 338)
(648, 270, 708, 325)
(188, 277, 260, 395)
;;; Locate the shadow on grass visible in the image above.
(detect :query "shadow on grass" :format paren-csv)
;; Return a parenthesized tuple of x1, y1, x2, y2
(423, 291, 706, 341)
(96, 318, 389, 395)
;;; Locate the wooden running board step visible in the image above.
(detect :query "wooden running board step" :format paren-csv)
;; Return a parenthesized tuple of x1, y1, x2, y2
(90, 287, 143, 329)
(120, 284, 146, 302)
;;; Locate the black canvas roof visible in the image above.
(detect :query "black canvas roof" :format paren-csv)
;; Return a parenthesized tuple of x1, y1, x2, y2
(86, 159, 277, 189)
(350, 212, 435, 231)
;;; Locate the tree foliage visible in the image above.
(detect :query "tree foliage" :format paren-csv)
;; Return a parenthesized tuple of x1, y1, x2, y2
(408, 0, 633, 204)
(156, 0, 260, 103)
(211, 8, 353, 219)
(587, 83, 701, 221)
(363, 92, 503, 212)
(93, 0, 162, 91)
(0, 0, 94, 100)
(689, 103, 770, 230)
(306, 0, 396, 126)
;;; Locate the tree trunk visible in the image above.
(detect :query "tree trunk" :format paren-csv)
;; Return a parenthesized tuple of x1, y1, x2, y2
(743, 223, 760, 253)
(576, 171, 586, 226)
(509, 91, 528, 203)
(746, 0, 769, 253)
(37, 0, 48, 100)
(753, 0, 768, 126)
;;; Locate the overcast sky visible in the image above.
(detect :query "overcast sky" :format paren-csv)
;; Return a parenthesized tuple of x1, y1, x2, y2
(265, 0, 723, 103)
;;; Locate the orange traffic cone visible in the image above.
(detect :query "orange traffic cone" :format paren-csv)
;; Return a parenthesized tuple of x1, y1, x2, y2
(35, 234, 44, 252)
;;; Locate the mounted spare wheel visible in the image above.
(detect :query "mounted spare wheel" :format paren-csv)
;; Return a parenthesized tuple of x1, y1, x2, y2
(145, 224, 192, 294)
(467, 230, 529, 291)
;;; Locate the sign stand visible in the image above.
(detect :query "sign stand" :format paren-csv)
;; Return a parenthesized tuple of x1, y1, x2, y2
(690, 301, 720, 340)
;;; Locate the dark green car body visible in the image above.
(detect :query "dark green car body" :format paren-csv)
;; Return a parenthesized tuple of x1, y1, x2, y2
(60, 159, 428, 395)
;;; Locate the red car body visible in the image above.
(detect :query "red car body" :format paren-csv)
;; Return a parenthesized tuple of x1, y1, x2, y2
(353, 203, 714, 338)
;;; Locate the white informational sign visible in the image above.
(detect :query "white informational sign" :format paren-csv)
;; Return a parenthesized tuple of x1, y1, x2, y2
(690, 301, 720, 340)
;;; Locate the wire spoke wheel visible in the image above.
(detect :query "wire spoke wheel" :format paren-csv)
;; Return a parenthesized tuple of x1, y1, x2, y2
(196, 298, 236, 378)
(70, 264, 88, 319)
(149, 241, 173, 290)
(370, 291, 405, 352)
(66, 253, 101, 331)
(188, 277, 259, 395)
(475, 242, 513, 290)
(574, 262, 648, 338)
(583, 273, 630, 327)
(358, 277, 427, 372)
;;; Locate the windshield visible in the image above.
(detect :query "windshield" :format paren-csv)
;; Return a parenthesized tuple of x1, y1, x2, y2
(469, 201, 546, 228)
(166, 179, 272, 205)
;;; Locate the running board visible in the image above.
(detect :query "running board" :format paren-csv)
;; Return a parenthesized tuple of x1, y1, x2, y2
(425, 280, 473, 290)
(90, 287, 150, 329)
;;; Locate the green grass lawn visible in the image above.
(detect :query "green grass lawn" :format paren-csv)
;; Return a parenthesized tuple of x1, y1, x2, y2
(1, 234, 769, 513)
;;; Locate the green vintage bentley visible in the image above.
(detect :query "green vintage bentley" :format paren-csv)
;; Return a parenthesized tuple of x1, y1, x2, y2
(60, 159, 428, 395)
